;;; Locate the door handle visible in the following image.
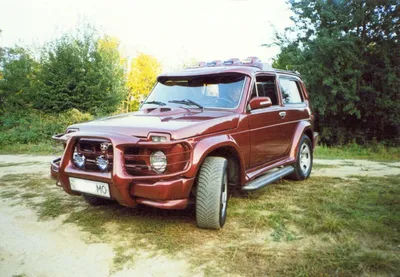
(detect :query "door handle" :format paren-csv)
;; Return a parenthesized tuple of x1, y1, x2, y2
(279, 111, 286, 119)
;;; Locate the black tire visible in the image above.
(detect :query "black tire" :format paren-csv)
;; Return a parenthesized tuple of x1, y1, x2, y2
(82, 194, 109, 206)
(196, 157, 228, 229)
(289, 135, 313, 181)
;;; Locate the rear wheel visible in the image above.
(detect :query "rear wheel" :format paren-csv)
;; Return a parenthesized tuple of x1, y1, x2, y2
(289, 135, 313, 181)
(82, 194, 109, 206)
(195, 157, 228, 229)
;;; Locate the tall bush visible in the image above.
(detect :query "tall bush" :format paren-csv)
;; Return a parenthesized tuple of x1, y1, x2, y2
(33, 29, 127, 115)
(0, 108, 93, 145)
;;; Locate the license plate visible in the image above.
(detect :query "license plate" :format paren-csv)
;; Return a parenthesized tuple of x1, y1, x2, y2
(70, 178, 111, 198)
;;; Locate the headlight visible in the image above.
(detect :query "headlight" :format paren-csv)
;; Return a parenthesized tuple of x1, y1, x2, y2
(150, 151, 167, 173)
(73, 153, 86, 169)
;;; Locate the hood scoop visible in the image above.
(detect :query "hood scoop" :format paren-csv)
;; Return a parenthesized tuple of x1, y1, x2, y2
(142, 107, 198, 117)
(144, 107, 172, 113)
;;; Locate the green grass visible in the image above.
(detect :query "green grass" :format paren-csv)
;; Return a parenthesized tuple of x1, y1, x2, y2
(0, 142, 63, 155)
(1, 173, 399, 276)
(315, 143, 400, 161)
(35, 194, 75, 219)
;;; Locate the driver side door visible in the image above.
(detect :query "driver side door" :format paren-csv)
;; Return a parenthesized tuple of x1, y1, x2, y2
(248, 74, 291, 167)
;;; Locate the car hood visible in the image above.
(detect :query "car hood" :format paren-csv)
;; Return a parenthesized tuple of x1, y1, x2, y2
(68, 107, 240, 140)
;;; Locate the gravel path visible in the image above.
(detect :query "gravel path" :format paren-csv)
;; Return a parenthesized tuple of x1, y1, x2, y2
(312, 159, 400, 177)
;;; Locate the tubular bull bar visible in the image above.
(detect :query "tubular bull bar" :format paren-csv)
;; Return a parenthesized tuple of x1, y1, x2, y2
(50, 131, 194, 209)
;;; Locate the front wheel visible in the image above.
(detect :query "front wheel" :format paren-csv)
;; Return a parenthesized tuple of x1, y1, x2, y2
(289, 135, 313, 181)
(195, 157, 228, 229)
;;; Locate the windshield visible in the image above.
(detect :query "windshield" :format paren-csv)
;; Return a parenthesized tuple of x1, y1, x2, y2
(142, 74, 246, 109)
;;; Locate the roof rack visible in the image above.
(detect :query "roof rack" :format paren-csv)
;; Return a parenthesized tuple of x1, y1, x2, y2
(274, 69, 301, 76)
(185, 57, 301, 76)
(187, 56, 273, 70)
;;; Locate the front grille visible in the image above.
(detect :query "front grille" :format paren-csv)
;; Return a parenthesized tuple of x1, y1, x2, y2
(123, 144, 191, 176)
(74, 139, 113, 172)
(124, 147, 154, 175)
(72, 139, 191, 176)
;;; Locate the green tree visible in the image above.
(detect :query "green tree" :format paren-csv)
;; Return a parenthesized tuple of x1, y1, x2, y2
(34, 27, 127, 115)
(125, 53, 161, 112)
(272, 0, 400, 145)
(0, 46, 38, 113)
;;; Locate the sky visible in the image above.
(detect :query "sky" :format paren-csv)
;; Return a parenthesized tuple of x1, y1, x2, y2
(0, 0, 294, 71)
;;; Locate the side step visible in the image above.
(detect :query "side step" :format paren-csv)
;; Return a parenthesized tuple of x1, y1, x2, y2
(242, 166, 295, 191)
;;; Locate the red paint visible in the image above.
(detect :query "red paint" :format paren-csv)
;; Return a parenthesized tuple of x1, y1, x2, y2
(248, 97, 272, 110)
(51, 65, 318, 209)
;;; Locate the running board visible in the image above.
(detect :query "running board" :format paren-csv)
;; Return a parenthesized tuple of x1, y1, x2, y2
(242, 166, 295, 191)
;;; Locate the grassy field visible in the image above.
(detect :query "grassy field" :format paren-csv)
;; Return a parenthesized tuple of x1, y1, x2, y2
(1, 172, 399, 276)
(315, 144, 400, 161)
(0, 142, 63, 155)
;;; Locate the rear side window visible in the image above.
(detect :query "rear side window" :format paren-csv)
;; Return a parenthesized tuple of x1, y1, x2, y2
(280, 78, 303, 104)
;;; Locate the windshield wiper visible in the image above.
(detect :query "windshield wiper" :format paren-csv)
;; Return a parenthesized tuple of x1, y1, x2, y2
(142, 100, 166, 106)
(168, 99, 204, 109)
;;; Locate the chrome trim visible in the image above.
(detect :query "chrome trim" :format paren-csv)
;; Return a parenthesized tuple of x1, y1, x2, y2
(51, 157, 61, 172)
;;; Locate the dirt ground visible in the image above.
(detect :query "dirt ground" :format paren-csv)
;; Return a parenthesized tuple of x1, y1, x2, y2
(0, 155, 399, 277)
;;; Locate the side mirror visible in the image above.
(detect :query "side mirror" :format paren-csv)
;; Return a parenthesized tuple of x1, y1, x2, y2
(248, 97, 272, 111)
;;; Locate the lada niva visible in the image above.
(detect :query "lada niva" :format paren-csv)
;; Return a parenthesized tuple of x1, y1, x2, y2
(51, 57, 318, 229)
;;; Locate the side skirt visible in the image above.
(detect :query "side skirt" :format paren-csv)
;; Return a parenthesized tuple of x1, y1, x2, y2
(242, 166, 294, 191)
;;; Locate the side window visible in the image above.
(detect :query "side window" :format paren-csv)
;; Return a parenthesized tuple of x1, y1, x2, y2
(255, 76, 279, 105)
(279, 78, 303, 104)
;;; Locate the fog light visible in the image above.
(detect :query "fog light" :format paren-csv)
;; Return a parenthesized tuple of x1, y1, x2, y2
(150, 151, 167, 173)
(96, 155, 109, 172)
(73, 153, 86, 169)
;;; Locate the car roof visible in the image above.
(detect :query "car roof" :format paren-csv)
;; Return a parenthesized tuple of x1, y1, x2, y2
(158, 65, 301, 80)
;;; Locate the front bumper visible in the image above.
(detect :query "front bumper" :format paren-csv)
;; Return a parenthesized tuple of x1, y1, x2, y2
(50, 131, 194, 210)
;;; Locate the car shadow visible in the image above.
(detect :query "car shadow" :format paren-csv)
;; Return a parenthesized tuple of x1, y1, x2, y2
(84, 199, 197, 225)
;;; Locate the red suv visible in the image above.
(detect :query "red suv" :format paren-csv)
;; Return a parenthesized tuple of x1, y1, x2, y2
(51, 57, 318, 229)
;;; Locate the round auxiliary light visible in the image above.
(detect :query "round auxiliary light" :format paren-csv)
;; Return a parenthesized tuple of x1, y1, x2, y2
(73, 153, 86, 169)
(150, 151, 167, 173)
(96, 155, 109, 172)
